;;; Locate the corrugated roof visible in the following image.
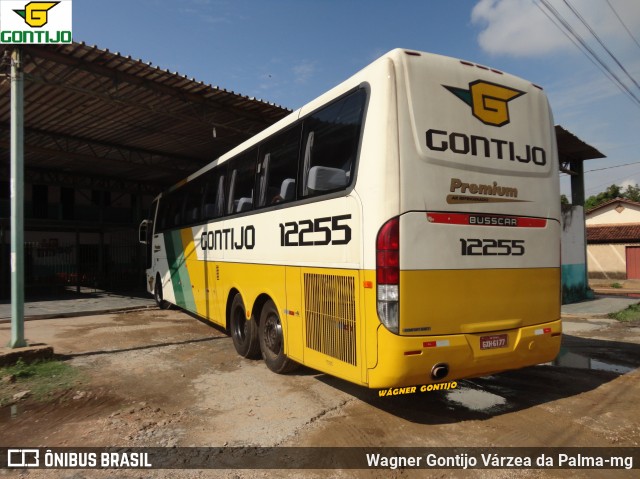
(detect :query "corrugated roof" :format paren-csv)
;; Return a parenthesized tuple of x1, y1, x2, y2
(0, 42, 291, 193)
(555, 125, 605, 162)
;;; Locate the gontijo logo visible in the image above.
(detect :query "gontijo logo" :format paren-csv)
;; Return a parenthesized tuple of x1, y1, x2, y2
(444, 80, 525, 127)
(0, 0, 72, 44)
(13, 1, 59, 27)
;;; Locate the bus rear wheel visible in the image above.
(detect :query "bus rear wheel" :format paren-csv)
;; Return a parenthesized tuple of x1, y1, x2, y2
(154, 275, 171, 310)
(230, 293, 260, 359)
(259, 300, 298, 374)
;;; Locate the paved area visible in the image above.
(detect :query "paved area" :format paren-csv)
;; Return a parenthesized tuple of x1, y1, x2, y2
(0, 288, 637, 365)
(0, 289, 154, 322)
(561, 295, 639, 317)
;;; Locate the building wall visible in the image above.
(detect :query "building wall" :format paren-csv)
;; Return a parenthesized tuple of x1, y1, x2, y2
(587, 242, 640, 279)
(586, 202, 640, 225)
(1, 181, 155, 298)
(587, 243, 627, 279)
(0, 182, 154, 226)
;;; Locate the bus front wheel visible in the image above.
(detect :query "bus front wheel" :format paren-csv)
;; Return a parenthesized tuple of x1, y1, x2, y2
(230, 293, 260, 359)
(259, 300, 298, 374)
(154, 275, 171, 310)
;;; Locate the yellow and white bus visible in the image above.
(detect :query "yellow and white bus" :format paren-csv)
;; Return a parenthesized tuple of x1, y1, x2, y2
(139, 49, 561, 388)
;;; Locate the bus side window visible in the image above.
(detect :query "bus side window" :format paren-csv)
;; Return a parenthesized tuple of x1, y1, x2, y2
(226, 149, 257, 215)
(257, 124, 301, 207)
(163, 189, 185, 229)
(215, 175, 225, 217)
(203, 170, 224, 220)
(183, 179, 205, 224)
(156, 197, 167, 231)
(300, 88, 366, 198)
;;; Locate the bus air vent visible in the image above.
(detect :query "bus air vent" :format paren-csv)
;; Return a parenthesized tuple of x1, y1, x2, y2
(304, 273, 357, 366)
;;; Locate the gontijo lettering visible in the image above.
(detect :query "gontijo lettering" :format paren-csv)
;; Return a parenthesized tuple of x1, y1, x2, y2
(426, 129, 546, 166)
(0, 0, 72, 44)
(200, 226, 255, 251)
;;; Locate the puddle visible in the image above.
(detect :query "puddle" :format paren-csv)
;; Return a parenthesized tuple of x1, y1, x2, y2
(548, 351, 635, 374)
(445, 387, 507, 412)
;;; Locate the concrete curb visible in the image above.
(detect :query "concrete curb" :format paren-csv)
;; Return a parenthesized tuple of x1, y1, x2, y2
(592, 288, 640, 296)
(0, 343, 54, 366)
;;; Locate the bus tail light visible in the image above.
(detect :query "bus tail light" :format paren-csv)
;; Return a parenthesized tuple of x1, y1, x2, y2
(376, 217, 400, 334)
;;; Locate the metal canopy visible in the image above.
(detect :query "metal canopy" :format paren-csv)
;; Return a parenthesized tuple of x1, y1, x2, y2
(0, 42, 291, 194)
(555, 124, 605, 175)
(0, 44, 606, 196)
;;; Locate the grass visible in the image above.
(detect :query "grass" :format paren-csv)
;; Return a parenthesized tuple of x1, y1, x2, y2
(609, 303, 640, 322)
(0, 358, 82, 406)
(610, 282, 623, 289)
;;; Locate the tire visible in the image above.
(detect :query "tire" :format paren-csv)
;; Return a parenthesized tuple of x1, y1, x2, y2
(259, 300, 299, 374)
(154, 275, 171, 310)
(229, 294, 261, 359)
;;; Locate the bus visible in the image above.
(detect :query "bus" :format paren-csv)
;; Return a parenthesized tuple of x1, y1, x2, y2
(139, 49, 561, 389)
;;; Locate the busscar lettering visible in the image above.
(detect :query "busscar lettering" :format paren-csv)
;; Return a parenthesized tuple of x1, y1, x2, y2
(200, 226, 255, 251)
(426, 129, 546, 166)
(469, 215, 518, 226)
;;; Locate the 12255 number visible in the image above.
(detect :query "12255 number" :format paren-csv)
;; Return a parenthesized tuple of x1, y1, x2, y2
(279, 214, 352, 246)
(460, 238, 525, 256)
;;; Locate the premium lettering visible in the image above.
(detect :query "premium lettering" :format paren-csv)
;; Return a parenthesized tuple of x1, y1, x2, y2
(450, 178, 518, 198)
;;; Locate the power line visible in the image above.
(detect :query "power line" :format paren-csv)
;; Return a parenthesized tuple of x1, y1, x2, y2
(585, 160, 640, 173)
(605, 0, 640, 53)
(533, 1, 631, 101)
(563, 0, 640, 92)
(537, 0, 640, 108)
(583, 166, 640, 195)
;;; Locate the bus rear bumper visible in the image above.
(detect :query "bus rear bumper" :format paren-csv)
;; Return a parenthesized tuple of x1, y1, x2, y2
(367, 319, 561, 389)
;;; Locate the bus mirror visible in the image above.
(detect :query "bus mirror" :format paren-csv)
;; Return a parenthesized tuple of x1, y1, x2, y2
(139, 219, 149, 244)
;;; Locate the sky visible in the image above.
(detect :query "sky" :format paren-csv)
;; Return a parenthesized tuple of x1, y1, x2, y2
(71, 0, 640, 202)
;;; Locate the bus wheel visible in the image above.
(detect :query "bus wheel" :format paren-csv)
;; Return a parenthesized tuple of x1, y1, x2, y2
(154, 275, 171, 310)
(230, 294, 260, 359)
(259, 300, 299, 374)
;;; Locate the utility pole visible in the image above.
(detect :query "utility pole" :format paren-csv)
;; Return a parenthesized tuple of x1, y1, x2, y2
(10, 46, 26, 348)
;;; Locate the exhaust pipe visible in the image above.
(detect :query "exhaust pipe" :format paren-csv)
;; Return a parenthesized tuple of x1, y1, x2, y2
(431, 363, 449, 381)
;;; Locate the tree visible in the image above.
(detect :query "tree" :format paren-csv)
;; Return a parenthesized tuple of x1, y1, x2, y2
(584, 184, 622, 210)
(623, 184, 640, 202)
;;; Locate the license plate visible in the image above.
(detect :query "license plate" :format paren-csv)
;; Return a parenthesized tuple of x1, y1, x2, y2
(480, 334, 508, 350)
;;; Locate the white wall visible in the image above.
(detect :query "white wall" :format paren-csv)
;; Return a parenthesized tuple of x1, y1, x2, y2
(586, 202, 640, 225)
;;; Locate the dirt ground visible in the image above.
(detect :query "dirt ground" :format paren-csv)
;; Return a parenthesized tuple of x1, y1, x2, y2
(0, 308, 639, 479)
